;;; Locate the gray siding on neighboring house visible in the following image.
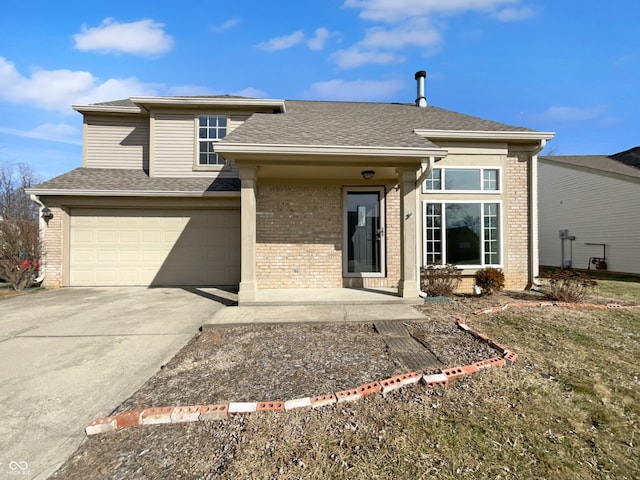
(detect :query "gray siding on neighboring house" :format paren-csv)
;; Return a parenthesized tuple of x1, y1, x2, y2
(538, 161, 640, 274)
(151, 113, 248, 178)
(85, 116, 149, 170)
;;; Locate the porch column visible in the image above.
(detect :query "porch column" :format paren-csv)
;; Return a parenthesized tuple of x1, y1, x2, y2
(397, 167, 420, 298)
(238, 166, 257, 302)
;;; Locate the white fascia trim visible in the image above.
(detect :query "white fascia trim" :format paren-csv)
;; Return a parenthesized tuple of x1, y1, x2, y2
(24, 189, 240, 198)
(414, 129, 555, 141)
(72, 105, 143, 114)
(129, 96, 286, 112)
(215, 143, 448, 158)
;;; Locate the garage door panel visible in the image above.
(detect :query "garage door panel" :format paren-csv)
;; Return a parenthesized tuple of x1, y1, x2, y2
(70, 208, 240, 286)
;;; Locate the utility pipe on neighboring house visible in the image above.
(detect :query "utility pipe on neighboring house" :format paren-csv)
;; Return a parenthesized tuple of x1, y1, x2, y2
(416, 157, 435, 298)
(29, 194, 46, 284)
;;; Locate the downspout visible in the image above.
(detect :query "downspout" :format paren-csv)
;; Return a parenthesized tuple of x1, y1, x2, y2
(527, 139, 546, 289)
(29, 194, 46, 284)
(416, 157, 435, 298)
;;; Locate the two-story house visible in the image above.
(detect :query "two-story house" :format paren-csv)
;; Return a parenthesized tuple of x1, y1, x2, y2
(27, 72, 554, 303)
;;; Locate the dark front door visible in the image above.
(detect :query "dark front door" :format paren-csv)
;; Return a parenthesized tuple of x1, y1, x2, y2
(344, 189, 385, 275)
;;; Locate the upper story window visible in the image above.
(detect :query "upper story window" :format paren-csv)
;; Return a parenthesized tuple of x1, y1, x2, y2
(198, 115, 227, 165)
(423, 167, 500, 193)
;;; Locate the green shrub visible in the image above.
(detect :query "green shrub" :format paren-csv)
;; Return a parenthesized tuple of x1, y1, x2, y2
(541, 269, 597, 302)
(420, 264, 462, 297)
(475, 267, 505, 296)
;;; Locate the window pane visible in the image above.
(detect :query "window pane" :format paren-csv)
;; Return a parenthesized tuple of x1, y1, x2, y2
(199, 116, 208, 127)
(218, 116, 227, 127)
(445, 203, 481, 265)
(483, 203, 500, 264)
(199, 127, 207, 139)
(218, 127, 227, 139)
(445, 169, 481, 190)
(483, 169, 499, 191)
(424, 168, 441, 190)
(424, 203, 442, 264)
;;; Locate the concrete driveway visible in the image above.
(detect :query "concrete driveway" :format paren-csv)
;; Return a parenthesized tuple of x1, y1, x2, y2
(0, 287, 233, 480)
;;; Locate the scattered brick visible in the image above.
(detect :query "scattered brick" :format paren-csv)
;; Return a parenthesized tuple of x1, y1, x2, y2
(86, 416, 117, 436)
(115, 409, 144, 429)
(171, 406, 202, 423)
(421, 373, 448, 387)
(335, 388, 362, 404)
(442, 366, 466, 380)
(489, 339, 509, 353)
(503, 351, 519, 366)
(380, 376, 404, 393)
(256, 401, 285, 412)
(142, 407, 173, 425)
(399, 371, 423, 386)
(284, 397, 312, 411)
(311, 394, 336, 409)
(607, 304, 622, 309)
(228, 402, 257, 415)
(199, 404, 228, 421)
(473, 356, 507, 369)
(356, 381, 381, 397)
(462, 364, 480, 375)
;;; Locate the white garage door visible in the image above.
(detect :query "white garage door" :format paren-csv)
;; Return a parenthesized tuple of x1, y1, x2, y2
(70, 208, 240, 286)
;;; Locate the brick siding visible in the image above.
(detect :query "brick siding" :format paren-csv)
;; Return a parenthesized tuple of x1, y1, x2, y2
(41, 202, 64, 288)
(256, 182, 401, 289)
(504, 152, 531, 289)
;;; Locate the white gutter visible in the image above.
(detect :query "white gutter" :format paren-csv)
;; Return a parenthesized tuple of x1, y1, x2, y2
(216, 142, 447, 159)
(528, 139, 546, 289)
(25, 189, 241, 198)
(414, 129, 556, 141)
(416, 157, 436, 298)
(29, 194, 46, 284)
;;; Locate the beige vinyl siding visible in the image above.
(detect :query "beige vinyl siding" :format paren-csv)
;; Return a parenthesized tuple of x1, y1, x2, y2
(539, 161, 640, 274)
(85, 116, 149, 169)
(152, 113, 249, 178)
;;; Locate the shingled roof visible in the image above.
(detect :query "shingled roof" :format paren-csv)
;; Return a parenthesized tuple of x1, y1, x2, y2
(221, 100, 535, 149)
(540, 153, 640, 180)
(28, 168, 240, 195)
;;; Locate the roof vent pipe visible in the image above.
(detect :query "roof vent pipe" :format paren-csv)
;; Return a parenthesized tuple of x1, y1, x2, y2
(415, 70, 427, 107)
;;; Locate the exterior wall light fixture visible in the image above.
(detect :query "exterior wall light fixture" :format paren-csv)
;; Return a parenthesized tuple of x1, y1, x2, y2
(361, 170, 375, 180)
(41, 207, 54, 225)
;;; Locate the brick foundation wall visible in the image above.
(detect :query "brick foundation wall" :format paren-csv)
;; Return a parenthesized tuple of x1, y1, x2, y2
(504, 152, 530, 289)
(256, 182, 401, 289)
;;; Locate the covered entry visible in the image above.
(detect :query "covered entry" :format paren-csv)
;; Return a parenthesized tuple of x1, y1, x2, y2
(69, 208, 240, 286)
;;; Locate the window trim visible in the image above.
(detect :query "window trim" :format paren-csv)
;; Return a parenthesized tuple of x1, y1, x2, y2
(193, 114, 228, 171)
(422, 166, 502, 194)
(422, 200, 504, 269)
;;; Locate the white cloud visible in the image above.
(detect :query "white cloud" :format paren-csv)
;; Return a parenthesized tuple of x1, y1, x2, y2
(331, 47, 403, 69)
(233, 87, 269, 98)
(528, 105, 609, 123)
(305, 78, 405, 101)
(257, 30, 305, 51)
(337, 0, 534, 68)
(360, 19, 442, 49)
(0, 57, 161, 113)
(343, 0, 520, 22)
(211, 18, 240, 33)
(491, 6, 535, 21)
(73, 18, 173, 56)
(0, 123, 81, 145)
(307, 28, 331, 51)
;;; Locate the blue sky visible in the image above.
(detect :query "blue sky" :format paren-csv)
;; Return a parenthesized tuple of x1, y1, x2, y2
(0, 0, 637, 180)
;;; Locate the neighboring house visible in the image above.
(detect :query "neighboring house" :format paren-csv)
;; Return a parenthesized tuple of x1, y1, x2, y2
(27, 72, 554, 302)
(539, 147, 640, 274)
